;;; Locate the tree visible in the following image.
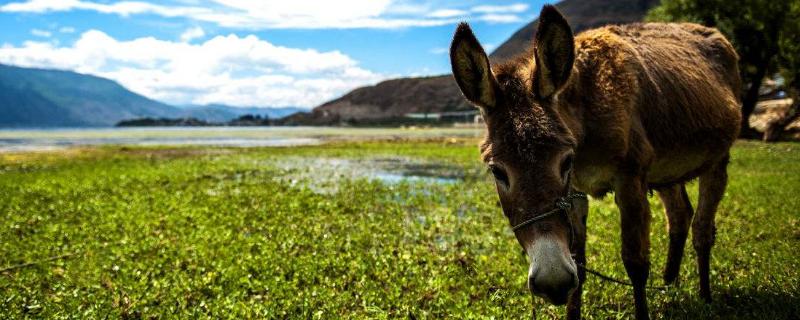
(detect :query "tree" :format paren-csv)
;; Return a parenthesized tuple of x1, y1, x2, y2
(647, 0, 800, 139)
(765, 0, 800, 141)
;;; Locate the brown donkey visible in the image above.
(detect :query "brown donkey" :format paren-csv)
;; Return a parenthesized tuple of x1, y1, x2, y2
(450, 5, 741, 319)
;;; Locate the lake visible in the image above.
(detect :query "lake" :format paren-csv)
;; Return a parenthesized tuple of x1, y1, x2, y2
(0, 127, 484, 152)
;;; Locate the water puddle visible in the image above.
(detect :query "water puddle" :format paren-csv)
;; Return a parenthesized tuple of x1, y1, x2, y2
(273, 157, 464, 193)
(371, 173, 458, 185)
(363, 158, 462, 184)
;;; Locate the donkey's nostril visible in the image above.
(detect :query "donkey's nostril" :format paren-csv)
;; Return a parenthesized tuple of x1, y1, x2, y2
(529, 270, 578, 305)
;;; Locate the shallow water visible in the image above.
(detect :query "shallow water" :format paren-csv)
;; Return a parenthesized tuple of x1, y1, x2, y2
(0, 126, 482, 152)
(371, 173, 458, 185)
(274, 156, 464, 193)
(0, 137, 321, 152)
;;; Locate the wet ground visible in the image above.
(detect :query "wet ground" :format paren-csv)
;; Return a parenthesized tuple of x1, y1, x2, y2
(273, 156, 466, 193)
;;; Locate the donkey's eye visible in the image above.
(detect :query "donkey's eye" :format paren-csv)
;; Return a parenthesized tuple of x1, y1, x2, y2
(560, 154, 574, 180)
(489, 165, 509, 186)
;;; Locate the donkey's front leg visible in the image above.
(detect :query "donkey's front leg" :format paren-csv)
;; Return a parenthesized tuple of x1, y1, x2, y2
(565, 236, 585, 320)
(614, 175, 652, 320)
(566, 194, 588, 320)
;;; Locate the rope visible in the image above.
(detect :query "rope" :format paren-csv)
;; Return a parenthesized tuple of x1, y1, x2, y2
(576, 262, 669, 291)
(0, 240, 128, 274)
(512, 192, 588, 232)
(0, 251, 83, 273)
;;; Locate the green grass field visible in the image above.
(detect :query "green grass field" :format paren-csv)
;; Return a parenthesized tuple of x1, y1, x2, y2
(1, 139, 798, 319)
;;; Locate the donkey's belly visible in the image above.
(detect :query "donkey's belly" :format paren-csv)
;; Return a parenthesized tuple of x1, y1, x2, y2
(573, 164, 616, 197)
(574, 148, 712, 195)
(647, 149, 711, 186)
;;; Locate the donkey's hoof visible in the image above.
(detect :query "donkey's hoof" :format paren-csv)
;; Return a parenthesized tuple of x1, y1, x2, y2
(700, 292, 712, 303)
(662, 271, 679, 286)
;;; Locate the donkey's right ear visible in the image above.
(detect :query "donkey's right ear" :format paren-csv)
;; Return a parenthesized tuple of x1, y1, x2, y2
(450, 22, 498, 110)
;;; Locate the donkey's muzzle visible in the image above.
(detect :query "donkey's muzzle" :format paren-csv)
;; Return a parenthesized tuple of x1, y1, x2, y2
(526, 236, 579, 305)
(529, 270, 577, 305)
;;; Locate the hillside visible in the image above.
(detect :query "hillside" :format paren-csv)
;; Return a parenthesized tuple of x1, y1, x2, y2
(491, 0, 659, 61)
(297, 0, 660, 125)
(0, 64, 180, 127)
(284, 76, 470, 125)
(0, 64, 303, 127)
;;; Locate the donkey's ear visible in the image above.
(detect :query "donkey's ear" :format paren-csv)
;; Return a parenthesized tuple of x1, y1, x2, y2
(450, 22, 498, 110)
(533, 5, 574, 99)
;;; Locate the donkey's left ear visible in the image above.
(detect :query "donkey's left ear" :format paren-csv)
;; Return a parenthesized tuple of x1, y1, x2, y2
(533, 5, 574, 99)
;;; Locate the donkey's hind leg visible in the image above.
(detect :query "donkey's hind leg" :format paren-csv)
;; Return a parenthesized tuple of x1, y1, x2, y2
(692, 156, 730, 302)
(656, 184, 694, 285)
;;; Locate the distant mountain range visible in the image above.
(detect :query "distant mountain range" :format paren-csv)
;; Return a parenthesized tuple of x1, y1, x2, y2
(0, 64, 303, 128)
(0, 64, 179, 127)
(176, 104, 304, 123)
(291, 0, 660, 125)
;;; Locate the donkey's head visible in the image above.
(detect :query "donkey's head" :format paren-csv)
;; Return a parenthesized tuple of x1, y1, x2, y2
(450, 6, 584, 305)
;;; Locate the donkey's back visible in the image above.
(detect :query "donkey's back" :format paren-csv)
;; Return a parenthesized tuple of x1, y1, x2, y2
(572, 22, 741, 187)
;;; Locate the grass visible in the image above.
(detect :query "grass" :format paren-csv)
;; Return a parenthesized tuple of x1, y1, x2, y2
(0, 139, 798, 319)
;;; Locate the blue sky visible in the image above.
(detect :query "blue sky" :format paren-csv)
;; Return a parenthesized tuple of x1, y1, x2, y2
(0, 0, 551, 108)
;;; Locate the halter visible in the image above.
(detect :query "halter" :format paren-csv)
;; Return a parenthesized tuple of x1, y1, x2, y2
(511, 192, 587, 232)
(510, 172, 587, 253)
(509, 179, 670, 291)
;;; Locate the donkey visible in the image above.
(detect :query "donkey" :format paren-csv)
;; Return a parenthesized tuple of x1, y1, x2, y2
(450, 5, 741, 319)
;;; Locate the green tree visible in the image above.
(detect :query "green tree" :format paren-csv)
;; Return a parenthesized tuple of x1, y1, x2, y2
(647, 0, 800, 139)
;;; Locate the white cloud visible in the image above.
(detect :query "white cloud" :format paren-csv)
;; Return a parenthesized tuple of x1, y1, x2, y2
(179, 26, 205, 42)
(429, 47, 448, 55)
(479, 14, 522, 24)
(471, 4, 529, 14)
(0, 0, 530, 29)
(427, 9, 466, 19)
(59, 26, 76, 33)
(0, 0, 210, 17)
(30, 28, 52, 38)
(0, 30, 387, 107)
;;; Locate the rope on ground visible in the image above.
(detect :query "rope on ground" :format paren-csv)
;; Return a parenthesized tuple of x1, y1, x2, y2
(0, 251, 84, 273)
(577, 262, 669, 291)
(0, 240, 132, 274)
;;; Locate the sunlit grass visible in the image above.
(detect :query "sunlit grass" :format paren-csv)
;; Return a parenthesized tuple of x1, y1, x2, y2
(0, 140, 797, 319)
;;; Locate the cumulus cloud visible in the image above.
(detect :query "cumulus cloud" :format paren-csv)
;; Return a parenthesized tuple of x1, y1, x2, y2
(180, 26, 205, 42)
(0, 0, 531, 29)
(1, 0, 211, 17)
(0, 30, 386, 107)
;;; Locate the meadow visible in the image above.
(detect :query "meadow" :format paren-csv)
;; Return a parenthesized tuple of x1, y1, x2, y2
(0, 138, 798, 319)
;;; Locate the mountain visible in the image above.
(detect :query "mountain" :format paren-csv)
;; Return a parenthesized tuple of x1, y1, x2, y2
(0, 64, 305, 127)
(286, 76, 470, 125)
(297, 0, 660, 125)
(179, 104, 304, 123)
(0, 64, 180, 127)
(491, 0, 659, 62)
